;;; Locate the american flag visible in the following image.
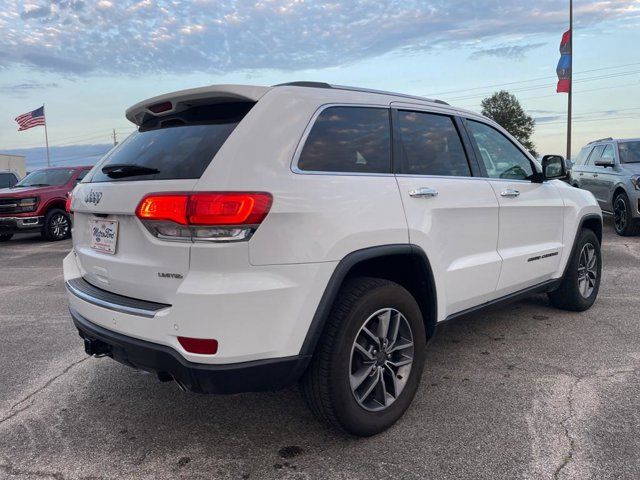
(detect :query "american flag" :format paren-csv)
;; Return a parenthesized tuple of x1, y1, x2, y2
(15, 106, 46, 131)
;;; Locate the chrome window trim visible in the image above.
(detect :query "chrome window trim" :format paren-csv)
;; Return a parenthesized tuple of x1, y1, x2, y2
(290, 103, 395, 177)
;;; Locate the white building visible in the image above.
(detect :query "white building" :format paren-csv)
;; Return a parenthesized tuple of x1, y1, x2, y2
(0, 154, 26, 178)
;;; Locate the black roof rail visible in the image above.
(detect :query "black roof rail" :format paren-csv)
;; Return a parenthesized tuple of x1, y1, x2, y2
(587, 137, 613, 144)
(273, 81, 332, 89)
(271, 81, 449, 106)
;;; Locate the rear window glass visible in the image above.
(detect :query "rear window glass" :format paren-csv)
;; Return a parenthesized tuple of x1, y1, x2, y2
(15, 168, 75, 187)
(298, 106, 391, 174)
(0, 173, 17, 188)
(89, 102, 254, 182)
(396, 111, 471, 177)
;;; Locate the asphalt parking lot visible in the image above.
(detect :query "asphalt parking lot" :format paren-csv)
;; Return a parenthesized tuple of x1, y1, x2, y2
(1, 219, 639, 480)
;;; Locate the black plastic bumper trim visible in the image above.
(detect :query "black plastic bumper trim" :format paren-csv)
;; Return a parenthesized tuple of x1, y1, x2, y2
(70, 308, 311, 394)
(66, 277, 170, 318)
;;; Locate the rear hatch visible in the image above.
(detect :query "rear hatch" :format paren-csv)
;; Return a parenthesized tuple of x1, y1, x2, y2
(71, 89, 263, 304)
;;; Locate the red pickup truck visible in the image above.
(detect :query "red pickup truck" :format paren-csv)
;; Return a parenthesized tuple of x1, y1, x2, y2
(0, 166, 92, 242)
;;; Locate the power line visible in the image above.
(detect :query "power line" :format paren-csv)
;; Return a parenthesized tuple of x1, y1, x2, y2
(425, 61, 640, 97)
(441, 69, 640, 102)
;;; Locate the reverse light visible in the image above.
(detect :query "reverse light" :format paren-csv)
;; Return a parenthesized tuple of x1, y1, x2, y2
(135, 192, 272, 242)
(178, 337, 218, 355)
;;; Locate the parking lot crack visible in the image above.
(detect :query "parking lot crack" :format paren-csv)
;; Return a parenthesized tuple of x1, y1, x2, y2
(553, 377, 580, 480)
(0, 357, 89, 427)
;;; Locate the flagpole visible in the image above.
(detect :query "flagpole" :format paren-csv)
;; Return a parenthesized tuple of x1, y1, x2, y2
(43, 104, 51, 167)
(566, 0, 573, 162)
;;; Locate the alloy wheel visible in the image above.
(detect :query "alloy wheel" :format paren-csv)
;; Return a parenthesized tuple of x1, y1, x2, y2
(577, 243, 597, 298)
(349, 308, 414, 412)
(614, 197, 627, 233)
(50, 213, 70, 239)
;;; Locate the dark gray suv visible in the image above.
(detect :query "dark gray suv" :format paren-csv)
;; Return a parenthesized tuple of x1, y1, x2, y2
(570, 138, 640, 236)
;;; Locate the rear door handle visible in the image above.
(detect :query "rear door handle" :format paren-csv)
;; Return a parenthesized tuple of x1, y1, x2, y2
(593, 173, 599, 177)
(500, 188, 520, 198)
(409, 187, 438, 198)
(578, 172, 584, 176)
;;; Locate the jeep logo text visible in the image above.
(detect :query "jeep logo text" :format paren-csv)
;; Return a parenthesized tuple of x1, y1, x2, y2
(85, 190, 103, 205)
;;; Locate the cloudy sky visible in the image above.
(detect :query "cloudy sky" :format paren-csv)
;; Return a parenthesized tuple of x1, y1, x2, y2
(1, 0, 639, 165)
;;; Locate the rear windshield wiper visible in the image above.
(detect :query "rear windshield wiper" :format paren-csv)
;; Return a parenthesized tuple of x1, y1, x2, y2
(102, 164, 160, 179)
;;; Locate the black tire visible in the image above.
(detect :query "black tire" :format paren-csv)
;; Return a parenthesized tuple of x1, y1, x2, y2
(548, 229, 601, 311)
(301, 277, 426, 436)
(0, 234, 13, 242)
(42, 208, 71, 241)
(613, 192, 640, 236)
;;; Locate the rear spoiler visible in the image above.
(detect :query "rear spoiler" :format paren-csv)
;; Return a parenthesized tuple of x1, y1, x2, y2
(125, 84, 270, 126)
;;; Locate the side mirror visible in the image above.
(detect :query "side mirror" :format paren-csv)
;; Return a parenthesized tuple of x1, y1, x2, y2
(594, 158, 614, 168)
(541, 154, 567, 180)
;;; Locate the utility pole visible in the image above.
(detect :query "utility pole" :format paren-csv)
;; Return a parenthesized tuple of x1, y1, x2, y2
(112, 128, 117, 146)
(566, 0, 573, 162)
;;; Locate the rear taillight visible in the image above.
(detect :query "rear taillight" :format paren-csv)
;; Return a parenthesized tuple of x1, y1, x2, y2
(135, 192, 272, 242)
(65, 193, 73, 213)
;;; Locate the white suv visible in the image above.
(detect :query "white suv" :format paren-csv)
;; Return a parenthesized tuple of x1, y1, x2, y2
(64, 82, 602, 436)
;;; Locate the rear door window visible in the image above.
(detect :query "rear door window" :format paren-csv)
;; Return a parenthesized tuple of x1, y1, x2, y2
(89, 102, 254, 182)
(297, 106, 391, 173)
(395, 111, 471, 176)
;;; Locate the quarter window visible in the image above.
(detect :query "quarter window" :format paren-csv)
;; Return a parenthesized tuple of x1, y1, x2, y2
(395, 111, 471, 177)
(298, 107, 391, 173)
(467, 120, 535, 180)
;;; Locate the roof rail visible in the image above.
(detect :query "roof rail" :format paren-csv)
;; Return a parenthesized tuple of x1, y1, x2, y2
(587, 137, 613, 144)
(274, 81, 332, 89)
(272, 81, 449, 105)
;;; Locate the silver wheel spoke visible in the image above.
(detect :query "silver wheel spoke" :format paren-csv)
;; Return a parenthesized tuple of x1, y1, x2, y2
(361, 326, 379, 345)
(388, 356, 412, 368)
(353, 342, 375, 361)
(383, 364, 399, 397)
(378, 369, 391, 407)
(389, 339, 413, 353)
(350, 364, 375, 390)
(357, 369, 380, 403)
(377, 310, 391, 339)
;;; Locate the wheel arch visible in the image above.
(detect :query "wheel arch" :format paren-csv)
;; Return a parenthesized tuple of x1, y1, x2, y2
(299, 244, 437, 358)
(581, 214, 602, 245)
(41, 197, 68, 216)
(559, 213, 602, 281)
(612, 185, 627, 205)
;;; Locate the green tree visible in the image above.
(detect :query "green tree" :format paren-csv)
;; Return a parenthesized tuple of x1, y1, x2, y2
(481, 90, 537, 157)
